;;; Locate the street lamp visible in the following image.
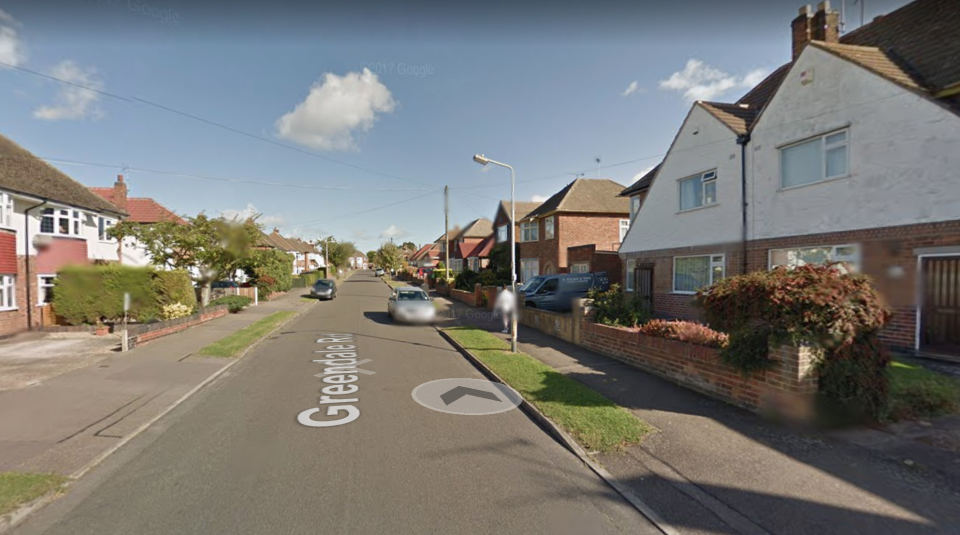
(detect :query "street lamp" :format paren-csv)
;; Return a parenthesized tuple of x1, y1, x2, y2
(473, 153, 518, 353)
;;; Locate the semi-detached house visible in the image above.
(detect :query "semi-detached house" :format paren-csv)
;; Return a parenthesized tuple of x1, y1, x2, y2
(0, 133, 126, 337)
(619, 0, 960, 357)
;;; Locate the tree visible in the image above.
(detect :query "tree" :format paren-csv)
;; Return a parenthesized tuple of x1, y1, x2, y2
(376, 242, 404, 271)
(112, 214, 261, 304)
(318, 236, 356, 269)
(401, 241, 417, 252)
(366, 250, 378, 266)
(488, 242, 518, 282)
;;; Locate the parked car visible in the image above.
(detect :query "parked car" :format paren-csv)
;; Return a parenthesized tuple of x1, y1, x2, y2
(310, 279, 337, 300)
(211, 280, 239, 288)
(375, 267, 385, 276)
(387, 287, 436, 324)
(520, 272, 610, 312)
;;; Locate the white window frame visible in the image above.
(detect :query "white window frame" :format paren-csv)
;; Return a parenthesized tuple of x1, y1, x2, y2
(37, 274, 56, 305)
(544, 216, 555, 240)
(779, 128, 849, 189)
(0, 274, 15, 310)
(497, 224, 508, 243)
(768, 244, 860, 273)
(619, 219, 631, 242)
(630, 196, 641, 221)
(570, 262, 589, 274)
(678, 170, 717, 212)
(40, 208, 83, 237)
(0, 193, 13, 229)
(520, 221, 538, 242)
(520, 258, 539, 282)
(98, 217, 115, 242)
(672, 254, 725, 294)
(625, 259, 636, 292)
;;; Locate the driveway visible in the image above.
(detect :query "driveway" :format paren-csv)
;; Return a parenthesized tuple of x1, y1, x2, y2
(0, 333, 118, 391)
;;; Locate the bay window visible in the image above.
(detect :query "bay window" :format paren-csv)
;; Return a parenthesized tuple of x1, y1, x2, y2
(679, 170, 717, 211)
(41, 208, 83, 236)
(780, 129, 849, 188)
(673, 255, 724, 294)
(0, 275, 14, 310)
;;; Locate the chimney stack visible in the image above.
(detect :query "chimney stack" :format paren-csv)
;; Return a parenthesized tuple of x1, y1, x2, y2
(791, 5, 813, 60)
(113, 174, 128, 212)
(811, 1, 840, 44)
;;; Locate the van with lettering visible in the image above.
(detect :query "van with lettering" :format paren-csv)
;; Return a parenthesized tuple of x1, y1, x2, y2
(518, 272, 610, 312)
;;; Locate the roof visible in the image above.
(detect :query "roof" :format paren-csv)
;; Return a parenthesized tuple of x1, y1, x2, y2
(257, 231, 279, 249)
(496, 200, 541, 223)
(411, 243, 433, 261)
(812, 41, 923, 91)
(473, 236, 494, 258)
(620, 164, 660, 197)
(89, 188, 185, 224)
(0, 133, 126, 216)
(698, 102, 758, 135)
(268, 230, 297, 251)
(523, 179, 629, 221)
(458, 218, 493, 239)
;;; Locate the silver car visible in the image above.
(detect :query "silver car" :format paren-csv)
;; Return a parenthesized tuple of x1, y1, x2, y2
(387, 287, 436, 324)
(310, 279, 337, 300)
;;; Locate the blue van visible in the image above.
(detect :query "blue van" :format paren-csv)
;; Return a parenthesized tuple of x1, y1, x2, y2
(519, 272, 610, 312)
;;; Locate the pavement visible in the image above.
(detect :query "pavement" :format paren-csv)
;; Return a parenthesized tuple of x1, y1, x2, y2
(11, 270, 659, 535)
(0, 334, 118, 391)
(0, 288, 315, 477)
(435, 295, 960, 535)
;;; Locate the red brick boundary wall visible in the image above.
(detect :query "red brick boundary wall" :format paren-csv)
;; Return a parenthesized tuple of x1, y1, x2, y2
(481, 286, 498, 310)
(449, 288, 478, 306)
(580, 321, 820, 419)
(126, 305, 229, 349)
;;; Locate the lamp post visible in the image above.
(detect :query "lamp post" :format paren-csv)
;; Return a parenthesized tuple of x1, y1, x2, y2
(473, 153, 517, 353)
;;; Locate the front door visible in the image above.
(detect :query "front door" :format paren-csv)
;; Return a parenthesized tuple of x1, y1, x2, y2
(921, 256, 960, 356)
(635, 265, 654, 313)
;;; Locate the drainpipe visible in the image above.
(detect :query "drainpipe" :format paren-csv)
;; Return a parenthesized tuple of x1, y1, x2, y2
(736, 133, 751, 275)
(24, 201, 48, 331)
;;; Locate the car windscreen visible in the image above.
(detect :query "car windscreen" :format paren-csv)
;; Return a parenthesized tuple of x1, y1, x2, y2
(397, 291, 428, 301)
(314, 280, 333, 287)
(519, 277, 544, 293)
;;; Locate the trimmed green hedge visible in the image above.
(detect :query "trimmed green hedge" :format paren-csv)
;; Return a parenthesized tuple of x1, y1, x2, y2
(209, 295, 253, 313)
(53, 266, 196, 325)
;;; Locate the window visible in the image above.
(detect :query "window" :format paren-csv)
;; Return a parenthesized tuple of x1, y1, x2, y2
(679, 170, 717, 211)
(521, 221, 538, 242)
(571, 263, 589, 274)
(630, 196, 641, 220)
(625, 259, 636, 292)
(98, 217, 115, 241)
(497, 225, 508, 243)
(619, 219, 631, 242)
(38, 275, 55, 305)
(450, 259, 463, 273)
(41, 208, 83, 236)
(781, 129, 849, 188)
(0, 275, 14, 310)
(0, 193, 12, 228)
(544, 217, 555, 240)
(520, 259, 539, 282)
(440, 241, 446, 253)
(673, 255, 724, 293)
(468, 258, 479, 271)
(769, 244, 860, 273)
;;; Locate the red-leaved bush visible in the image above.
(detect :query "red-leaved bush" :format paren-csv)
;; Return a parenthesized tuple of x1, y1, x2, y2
(638, 320, 729, 349)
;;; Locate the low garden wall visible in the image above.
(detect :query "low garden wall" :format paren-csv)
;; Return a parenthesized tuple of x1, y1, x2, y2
(125, 305, 229, 349)
(449, 288, 478, 307)
(580, 321, 820, 419)
(519, 306, 581, 345)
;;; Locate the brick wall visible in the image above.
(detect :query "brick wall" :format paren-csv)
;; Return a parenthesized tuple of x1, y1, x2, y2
(0, 256, 42, 338)
(568, 244, 623, 286)
(518, 212, 627, 276)
(449, 288, 478, 307)
(126, 305, 228, 348)
(621, 220, 960, 353)
(581, 321, 819, 419)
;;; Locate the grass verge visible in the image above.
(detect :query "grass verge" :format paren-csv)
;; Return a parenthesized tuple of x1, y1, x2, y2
(197, 311, 297, 358)
(885, 360, 960, 421)
(0, 472, 67, 516)
(443, 326, 652, 452)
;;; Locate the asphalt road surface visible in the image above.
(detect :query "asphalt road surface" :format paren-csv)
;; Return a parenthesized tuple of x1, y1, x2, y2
(15, 271, 658, 535)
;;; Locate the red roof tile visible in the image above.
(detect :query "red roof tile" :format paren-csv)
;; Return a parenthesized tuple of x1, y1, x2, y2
(89, 188, 185, 224)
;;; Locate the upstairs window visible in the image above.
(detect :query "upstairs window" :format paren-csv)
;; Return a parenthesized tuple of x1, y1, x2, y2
(679, 170, 717, 211)
(41, 208, 82, 236)
(521, 221, 538, 242)
(0, 193, 12, 228)
(619, 219, 631, 242)
(781, 129, 849, 189)
(630, 196, 641, 220)
(98, 217, 115, 241)
(544, 217, 555, 240)
(497, 225, 508, 243)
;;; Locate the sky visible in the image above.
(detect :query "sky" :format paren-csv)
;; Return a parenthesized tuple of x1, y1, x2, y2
(0, 0, 910, 253)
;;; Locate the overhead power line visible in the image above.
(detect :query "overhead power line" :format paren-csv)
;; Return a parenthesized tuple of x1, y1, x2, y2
(286, 188, 442, 228)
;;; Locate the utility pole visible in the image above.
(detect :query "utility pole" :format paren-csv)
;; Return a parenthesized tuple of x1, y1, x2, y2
(444, 185, 450, 277)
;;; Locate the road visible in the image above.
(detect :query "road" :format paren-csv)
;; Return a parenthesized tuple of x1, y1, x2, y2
(14, 271, 658, 535)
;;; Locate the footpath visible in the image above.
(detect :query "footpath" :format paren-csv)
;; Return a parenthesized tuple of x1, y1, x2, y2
(434, 295, 960, 535)
(0, 288, 315, 482)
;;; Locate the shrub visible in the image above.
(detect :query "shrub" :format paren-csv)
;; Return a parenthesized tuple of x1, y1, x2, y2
(587, 284, 650, 328)
(479, 270, 500, 287)
(454, 269, 480, 291)
(209, 295, 253, 313)
(720, 326, 774, 374)
(161, 302, 194, 320)
(639, 319, 728, 349)
(241, 250, 293, 301)
(153, 270, 197, 311)
(432, 268, 450, 280)
(54, 265, 159, 324)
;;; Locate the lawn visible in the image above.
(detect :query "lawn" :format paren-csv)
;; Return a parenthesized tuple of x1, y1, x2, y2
(442, 326, 653, 452)
(0, 472, 67, 516)
(885, 360, 960, 421)
(197, 311, 297, 358)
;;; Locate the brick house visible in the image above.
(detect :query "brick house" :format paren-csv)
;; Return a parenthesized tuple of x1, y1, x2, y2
(492, 200, 542, 247)
(0, 133, 127, 337)
(517, 178, 629, 281)
(618, 0, 960, 357)
(448, 217, 493, 272)
(89, 175, 185, 267)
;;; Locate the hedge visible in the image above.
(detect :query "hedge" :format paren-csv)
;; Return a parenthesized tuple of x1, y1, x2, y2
(53, 266, 196, 325)
(209, 295, 253, 313)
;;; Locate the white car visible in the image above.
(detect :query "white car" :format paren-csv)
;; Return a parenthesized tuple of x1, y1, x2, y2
(375, 268, 385, 276)
(387, 287, 436, 324)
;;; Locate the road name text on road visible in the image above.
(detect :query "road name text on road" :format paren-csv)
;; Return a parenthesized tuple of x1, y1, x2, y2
(297, 334, 374, 428)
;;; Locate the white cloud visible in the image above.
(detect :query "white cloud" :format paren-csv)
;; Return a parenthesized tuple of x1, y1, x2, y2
(379, 224, 409, 240)
(632, 166, 656, 182)
(0, 9, 26, 68)
(531, 194, 548, 202)
(621, 81, 642, 97)
(659, 59, 768, 102)
(220, 203, 284, 228)
(33, 60, 104, 121)
(275, 68, 397, 151)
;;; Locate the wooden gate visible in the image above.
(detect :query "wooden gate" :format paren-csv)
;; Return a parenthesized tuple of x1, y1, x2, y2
(635, 265, 654, 313)
(921, 256, 960, 355)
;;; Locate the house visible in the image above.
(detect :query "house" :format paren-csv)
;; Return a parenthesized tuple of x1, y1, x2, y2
(265, 229, 302, 275)
(0, 133, 127, 337)
(618, 0, 960, 356)
(348, 253, 367, 270)
(492, 200, 541, 247)
(517, 179, 629, 281)
(449, 217, 493, 272)
(89, 175, 185, 267)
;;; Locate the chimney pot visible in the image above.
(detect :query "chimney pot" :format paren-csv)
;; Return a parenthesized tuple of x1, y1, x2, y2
(811, 1, 840, 44)
(791, 5, 814, 60)
(112, 174, 128, 212)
